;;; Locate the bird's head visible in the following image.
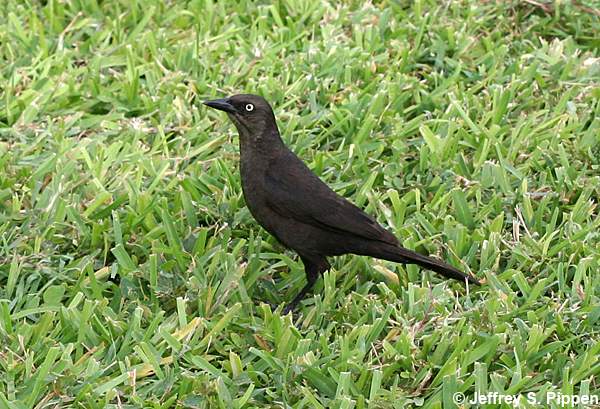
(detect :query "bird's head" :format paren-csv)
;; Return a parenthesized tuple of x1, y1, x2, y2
(204, 94, 278, 139)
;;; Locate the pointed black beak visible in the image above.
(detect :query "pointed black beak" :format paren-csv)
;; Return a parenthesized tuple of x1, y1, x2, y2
(203, 98, 237, 114)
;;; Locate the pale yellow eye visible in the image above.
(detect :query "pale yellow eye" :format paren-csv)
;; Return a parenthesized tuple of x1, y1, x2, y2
(245, 104, 254, 112)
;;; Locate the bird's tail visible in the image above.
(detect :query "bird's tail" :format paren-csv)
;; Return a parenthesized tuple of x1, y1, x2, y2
(365, 243, 480, 285)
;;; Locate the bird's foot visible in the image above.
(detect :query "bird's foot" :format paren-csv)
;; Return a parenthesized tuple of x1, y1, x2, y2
(262, 300, 296, 316)
(282, 301, 298, 315)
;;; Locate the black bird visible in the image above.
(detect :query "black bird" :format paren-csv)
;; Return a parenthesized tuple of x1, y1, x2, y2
(204, 94, 480, 313)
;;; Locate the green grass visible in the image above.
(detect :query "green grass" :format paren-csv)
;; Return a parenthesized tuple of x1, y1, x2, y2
(1, 0, 599, 407)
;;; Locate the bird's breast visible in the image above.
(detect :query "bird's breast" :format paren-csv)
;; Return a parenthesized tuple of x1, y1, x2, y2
(238, 149, 289, 241)
(239, 161, 270, 219)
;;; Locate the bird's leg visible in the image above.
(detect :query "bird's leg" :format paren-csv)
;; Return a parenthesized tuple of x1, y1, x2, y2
(283, 279, 316, 314)
(283, 256, 329, 314)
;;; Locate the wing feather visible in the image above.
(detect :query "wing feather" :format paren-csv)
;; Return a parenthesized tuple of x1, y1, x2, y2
(264, 153, 397, 245)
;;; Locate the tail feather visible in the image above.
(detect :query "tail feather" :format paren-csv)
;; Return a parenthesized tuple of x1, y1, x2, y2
(367, 243, 480, 285)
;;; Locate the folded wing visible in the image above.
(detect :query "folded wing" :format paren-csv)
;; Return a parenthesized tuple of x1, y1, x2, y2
(264, 152, 397, 245)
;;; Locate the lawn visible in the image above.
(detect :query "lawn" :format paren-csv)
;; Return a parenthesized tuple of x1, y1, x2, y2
(1, 0, 599, 408)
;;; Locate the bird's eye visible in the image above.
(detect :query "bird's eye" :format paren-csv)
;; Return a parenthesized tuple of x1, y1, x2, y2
(245, 104, 254, 112)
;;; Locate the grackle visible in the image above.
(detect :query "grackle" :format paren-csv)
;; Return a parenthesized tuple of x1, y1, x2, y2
(204, 94, 480, 313)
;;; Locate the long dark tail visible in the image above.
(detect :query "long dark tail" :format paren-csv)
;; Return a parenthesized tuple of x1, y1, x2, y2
(364, 243, 480, 285)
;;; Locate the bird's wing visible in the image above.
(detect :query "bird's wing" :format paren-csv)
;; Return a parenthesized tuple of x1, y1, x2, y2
(264, 152, 397, 244)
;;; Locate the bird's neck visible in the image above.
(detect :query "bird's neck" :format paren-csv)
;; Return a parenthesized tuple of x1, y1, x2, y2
(238, 129, 286, 161)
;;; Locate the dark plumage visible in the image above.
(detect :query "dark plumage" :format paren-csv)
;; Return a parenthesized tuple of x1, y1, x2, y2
(204, 94, 480, 313)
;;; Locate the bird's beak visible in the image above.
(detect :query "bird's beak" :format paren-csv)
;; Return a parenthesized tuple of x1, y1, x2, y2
(203, 98, 237, 114)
